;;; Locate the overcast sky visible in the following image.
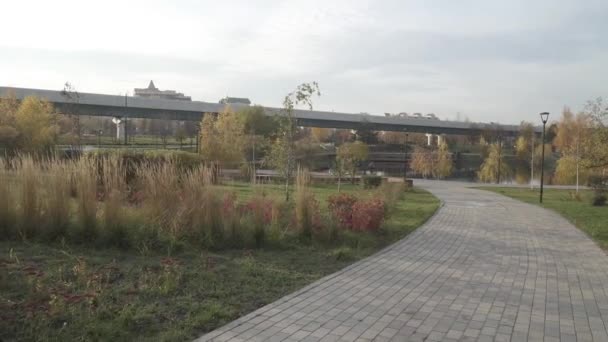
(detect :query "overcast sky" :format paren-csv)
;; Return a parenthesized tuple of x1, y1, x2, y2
(1, 0, 607, 124)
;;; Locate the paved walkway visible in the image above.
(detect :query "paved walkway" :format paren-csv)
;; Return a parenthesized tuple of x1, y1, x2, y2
(197, 181, 608, 342)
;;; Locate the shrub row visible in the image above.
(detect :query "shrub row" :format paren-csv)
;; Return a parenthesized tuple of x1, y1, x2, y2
(327, 183, 406, 231)
(0, 157, 406, 251)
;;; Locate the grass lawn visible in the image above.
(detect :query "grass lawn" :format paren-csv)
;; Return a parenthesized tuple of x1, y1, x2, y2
(0, 184, 439, 342)
(479, 187, 608, 249)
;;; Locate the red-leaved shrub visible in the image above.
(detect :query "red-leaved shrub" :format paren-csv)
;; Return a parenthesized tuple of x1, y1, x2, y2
(351, 198, 386, 231)
(242, 197, 273, 225)
(327, 193, 358, 229)
(222, 192, 237, 218)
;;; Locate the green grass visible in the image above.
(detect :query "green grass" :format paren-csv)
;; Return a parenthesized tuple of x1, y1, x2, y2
(479, 187, 608, 249)
(0, 185, 439, 342)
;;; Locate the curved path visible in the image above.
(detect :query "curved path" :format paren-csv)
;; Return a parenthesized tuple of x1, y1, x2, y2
(197, 181, 608, 342)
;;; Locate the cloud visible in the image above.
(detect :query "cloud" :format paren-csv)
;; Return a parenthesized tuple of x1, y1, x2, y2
(0, 0, 607, 123)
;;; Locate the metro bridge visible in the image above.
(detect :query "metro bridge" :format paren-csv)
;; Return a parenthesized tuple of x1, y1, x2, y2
(0, 86, 524, 136)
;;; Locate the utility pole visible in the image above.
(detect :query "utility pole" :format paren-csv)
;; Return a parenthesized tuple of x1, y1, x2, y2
(124, 93, 128, 145)
(252, 130, 256, 184)
(539, 112, 550, 203)
(576, 136, 580, 193)
(497, 137, 502, 184)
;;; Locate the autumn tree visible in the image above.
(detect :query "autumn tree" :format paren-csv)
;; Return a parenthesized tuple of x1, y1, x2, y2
(60, 82, 82, 149)
(514, 121, 535, 184)
(379, 131, 408, 145)
(199, 106, 246, 180)
(336, 141, 369, 184)
(354, 119, 378, 144)
(553, 108, 594, 189)
(435, 141, 453, 179)
(267, 82, 320, 201)
(239, 105, 279, 181)
(311, 127, 332, 142)
(478, 143, 511, 183)
(332, 129, 353, 144)
(0, 95, 59, 155)
(239, 105, 279, 138)
(0, 94, 19, 152)
(410, 146, 434, 178)
(13, 96, 59, 154)
(584, 97, 608, 169)
(174, 125, 187, 149)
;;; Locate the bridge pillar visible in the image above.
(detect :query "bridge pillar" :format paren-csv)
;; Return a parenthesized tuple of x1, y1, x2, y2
(112, 117, 125, 141)
(426, 133, 433, 146)
(437, 134, 444, 146)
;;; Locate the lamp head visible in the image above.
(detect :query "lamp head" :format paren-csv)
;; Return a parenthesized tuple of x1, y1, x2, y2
(540, 112, 550, 124)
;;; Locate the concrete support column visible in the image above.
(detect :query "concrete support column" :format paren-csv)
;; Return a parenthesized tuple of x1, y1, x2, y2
(426, 133, 433, 146)
(113, 117, 125, 141)
(437, 134, 444, 146)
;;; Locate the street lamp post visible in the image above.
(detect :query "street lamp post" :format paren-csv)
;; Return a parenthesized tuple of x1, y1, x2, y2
(124, 93, 128, 145)
(497, 136, 502, 184)
(404, 132, 409, 178)
(539, 112, 550, 203)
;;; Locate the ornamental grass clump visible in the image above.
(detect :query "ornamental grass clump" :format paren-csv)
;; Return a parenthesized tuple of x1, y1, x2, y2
(0, 159, 16, 238)
(42, 159, 71, 241)
(243, 195, 272, 247)
(137, 161, 181, 242)
(18, 157, 41, 239)
(73, 157, 99, 242)
(294, 168, 321, 240)
(100, 155, 129, 247)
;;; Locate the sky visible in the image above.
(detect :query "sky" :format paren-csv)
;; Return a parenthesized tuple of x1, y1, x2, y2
(1, 0, 607, 124)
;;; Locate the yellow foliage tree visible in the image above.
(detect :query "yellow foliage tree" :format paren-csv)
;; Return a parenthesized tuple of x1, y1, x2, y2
(13, 96, 58, 154)
(435, 142, 453, 179)
(410, 146, 434, 178)
(0, 95, 19, 150)
(310, 127, 332, 142)
(553, 108, 594, 188)
(199, 106, 246, 170)
(379, 131, 408, 144)
(336, 141, 369, 183)
(478, 143, 512, 183)
(554, 155, 590, 185)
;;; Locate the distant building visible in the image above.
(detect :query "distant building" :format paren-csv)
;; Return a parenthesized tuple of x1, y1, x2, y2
(134, 81, 191, 101)
(219, 97, 251, 105)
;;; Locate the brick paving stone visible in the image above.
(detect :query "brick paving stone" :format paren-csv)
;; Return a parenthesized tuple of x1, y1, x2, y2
(195, 181, 608, 341)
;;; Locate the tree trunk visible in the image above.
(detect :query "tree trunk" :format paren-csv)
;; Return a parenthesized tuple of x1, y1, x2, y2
(285, 176, 290, 202)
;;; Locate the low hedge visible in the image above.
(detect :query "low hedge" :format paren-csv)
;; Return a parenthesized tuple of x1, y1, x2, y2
(362, 175, 383, 189)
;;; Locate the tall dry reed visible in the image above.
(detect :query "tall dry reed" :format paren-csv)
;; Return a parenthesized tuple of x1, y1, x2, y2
(42, 159, 71, 240)
(137, 159, 185, 248)
(19, 157, 41, 239)
(180, 166, 223, 246)
(74, 157, 98, 241)
(295, 167, 318, 240)
(0, 158, 15, 238)
(100, 155, 128, 246)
